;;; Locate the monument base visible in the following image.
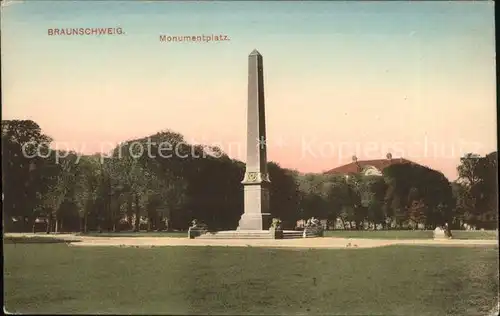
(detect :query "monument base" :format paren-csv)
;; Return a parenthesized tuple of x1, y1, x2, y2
(237, 213, 272, 231)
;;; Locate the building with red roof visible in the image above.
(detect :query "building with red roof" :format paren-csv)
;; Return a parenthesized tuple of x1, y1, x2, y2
(324, 153, 416, 176)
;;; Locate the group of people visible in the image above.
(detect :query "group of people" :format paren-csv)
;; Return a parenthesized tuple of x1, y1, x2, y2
(305, 217, 321, 228)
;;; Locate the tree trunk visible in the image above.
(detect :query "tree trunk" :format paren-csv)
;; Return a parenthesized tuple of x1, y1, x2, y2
(55, 216, 59, 234)
(157, 216, 162, 231)
(134, 193, 140, 232)
(84, 211, 88, 233)
(110, 199, 116, 232)
(127, 195, 133, 228)
(112, 206, 117, 232)
(46, 213, 52, 234)
(112, 204, 117, 232)
(28, 214, 36, 233)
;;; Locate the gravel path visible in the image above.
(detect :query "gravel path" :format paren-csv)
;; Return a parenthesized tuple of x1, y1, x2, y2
(6, 233, 498, 249)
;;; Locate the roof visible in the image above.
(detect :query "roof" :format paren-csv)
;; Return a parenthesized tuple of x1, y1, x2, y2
(324, 158, 415, 175)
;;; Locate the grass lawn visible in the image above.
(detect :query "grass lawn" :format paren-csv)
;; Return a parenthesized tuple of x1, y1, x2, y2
(75, 230, 498, 240)
(452, 230, 498, 240)
(4, 236, 77, 244)
(78, 231, 187, 238)
(323, 230, 498, 240)
(324, 230, 433, 239)
(4, 241, 498, 315)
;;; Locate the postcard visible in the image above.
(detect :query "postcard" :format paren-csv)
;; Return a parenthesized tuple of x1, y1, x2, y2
(2, 1, 498, 315)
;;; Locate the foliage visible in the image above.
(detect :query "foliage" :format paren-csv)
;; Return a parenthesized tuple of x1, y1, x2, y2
(382, 163, 454, 228)
(2, 119, 497, 232)
(2, 120, 52, 229)
(455, 152, 498, 229)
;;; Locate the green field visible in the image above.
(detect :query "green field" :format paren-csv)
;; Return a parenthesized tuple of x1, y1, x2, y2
(451, 230, 498, 240)
(76, 230, 498, 240)
(323, 230, 433, 239)
(4, 240, 498, 315)
(324, 230, 498, 240)
(4, 236, 78, 244)
(79, 231, 188, 238)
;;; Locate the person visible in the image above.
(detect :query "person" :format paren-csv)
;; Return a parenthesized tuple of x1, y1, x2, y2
(444, 222, 452, 238)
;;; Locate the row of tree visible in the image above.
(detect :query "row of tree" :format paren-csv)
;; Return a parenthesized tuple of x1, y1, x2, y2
(2, 120, 497, 233)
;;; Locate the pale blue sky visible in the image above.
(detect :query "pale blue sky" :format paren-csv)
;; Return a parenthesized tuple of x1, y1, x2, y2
(1, 1, 496, 180)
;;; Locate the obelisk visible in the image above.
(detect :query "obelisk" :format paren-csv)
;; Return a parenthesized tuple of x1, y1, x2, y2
(238, 49, 271, 231)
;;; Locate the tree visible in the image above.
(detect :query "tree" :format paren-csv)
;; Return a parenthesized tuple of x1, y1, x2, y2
(343, 174, 365, 229)
(383, 163, 453, 229)
(1, 120, 52, 231)
(106, 133, 191, 231)
(6, 118, 495, 235)
(406, 188, 427, 229)
(296, 173, 368, 230)
(324, 181, 345, 229)
(297, 173, 328, 222)
(41, 152, 79, 233)
(268, 162, 301, 229)
(361, 176, 387, 230)
(457, 153, 482, 186)
(456, 152, 498, 228)
(74, 155, 103, 233)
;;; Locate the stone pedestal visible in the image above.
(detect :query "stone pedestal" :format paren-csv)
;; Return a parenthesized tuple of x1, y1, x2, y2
(238, 213, 272, 231)
(238, 182, 271, 230)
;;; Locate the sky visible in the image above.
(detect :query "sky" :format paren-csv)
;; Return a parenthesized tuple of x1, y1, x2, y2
(1, 0, 496, 180)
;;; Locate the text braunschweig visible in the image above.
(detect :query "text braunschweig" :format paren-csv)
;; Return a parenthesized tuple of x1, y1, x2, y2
(48, 28, 124, 36)
(160, 34, 230, 43)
